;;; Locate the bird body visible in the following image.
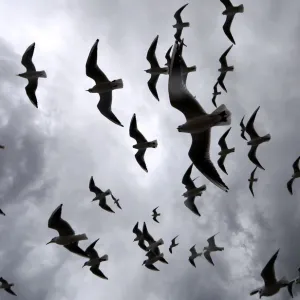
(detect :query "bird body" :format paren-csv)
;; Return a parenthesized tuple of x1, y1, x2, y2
(177, 104, 231, 134)
(132, 140, 158, 150)
(86, 79, 123, 94)
(17, 70, 47, 80)
(247, 134, 271, 146)
(92, 189, 111, 201)
(152, 206, 160, 223)
(146, 238, 164, 252)
(0, 282, 14, 289)
(145, 67, 168, 75)
(173, 22, 190, 29)
(222, 4, 244, 16)
(189, 245, 202, 267)
(218, 148, 235, 156)
(47, 233, 87, 245)
(218, 65, 234, 73)
(143, 253, 164, 266)
(83, 255, 108, 267)
(182, 184, 206, 198)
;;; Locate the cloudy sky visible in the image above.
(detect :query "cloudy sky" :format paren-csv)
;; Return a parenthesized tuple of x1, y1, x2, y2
(0, 0, 299, 299)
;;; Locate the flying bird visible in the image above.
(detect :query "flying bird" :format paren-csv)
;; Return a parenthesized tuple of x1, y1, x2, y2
(89, 176, 115, 213)
(132, 222, 148, 252)
(152, 206, 160, 223)
(182, 164, 206, 216)
(217, 44, 234, 93)
(0, 277, 17, 296)
(248, 167, 258, 197)
(47, 204, 89, 258)
(86, 39, 124, 127)
(143, 251, 164, 271)
(217, 127, 235, 175)
(240, 115, 248, 141)
(173, 3, 189, 45)
(245, 106, 271, 170)
(212, 82, 221, 108)
(145, 35, 168, 101)
(0, 145, 5, 149)
(188, 245, 202, 268)
(286, 267, 300, 298)
(169, 235, 179, 254)
(287, 156, 300, 195)
(250, 249, 291, 298)
(129, 113, 158, 172)
(111, 193, 122, 210)
(168, 40, 229, 192)
(203, 233, 224, 266)
(83, 238, 109, 280)
(17, 42, 47, 108)
(220, 0, 244, 44)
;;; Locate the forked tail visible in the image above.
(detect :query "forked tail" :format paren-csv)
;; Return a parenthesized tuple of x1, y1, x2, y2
(211, 104, 232, 126)
(237, 4, 244, 13)
(112, 79, 123, 89)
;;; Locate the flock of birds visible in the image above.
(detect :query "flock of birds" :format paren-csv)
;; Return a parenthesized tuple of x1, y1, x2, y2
(0, 0, 299, 298)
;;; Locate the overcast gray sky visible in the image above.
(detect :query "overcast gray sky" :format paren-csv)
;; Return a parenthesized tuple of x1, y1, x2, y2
(0, 0, 299, 299)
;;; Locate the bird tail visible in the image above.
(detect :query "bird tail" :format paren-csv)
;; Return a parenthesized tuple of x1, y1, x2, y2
(77, 233, 88, 241)
(37, 71, 47, 78)
(157, 253, 164, 258)
(156, 238, 164, 246)
(112, 79, 123, 90)
(100, 254, 109, 261)
(237, 4, 244, 13)
(211, 104, 231, 126)
(188, 65, 197, 73)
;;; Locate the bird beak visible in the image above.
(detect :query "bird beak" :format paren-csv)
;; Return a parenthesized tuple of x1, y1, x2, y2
(82, 264, 85, 268)
(46, 241, 52, 245)
(85, 89, 89, 92)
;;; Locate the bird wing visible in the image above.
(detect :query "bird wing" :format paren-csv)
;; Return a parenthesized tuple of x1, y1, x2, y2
(213, 82, 219, 93)
(165, 45, 173, 67)
(172, 235, 179, 245)
(25, 79, 38, 108)
(287, 178, 295, 195)
(97, 93, 123, 127)
(85, 238, 100, 258)
(189, 245, 197, 256)
(212, 95, 217, 108)
(153, 216, 159, 223)
(223, 16, 235, 45)
(146, 35, 160, 68)
(248, 145, 265, 170)
(135, 149, 148, 172)
(207, 234, 218, 248)
(204, 251, 214, 266)
(146, 264, 160, 271)
(0, 278, 8, 284)
(48, 204, 75, 236)
(189, 256, 196, 268)
(250, 288, 260, 296)
(218, 127, 231, 150)
(99, 198, 115, 213)
(86, 39, 109, 84)
(217, 72, 227, 93)
(0, 209, 5, 216)
(133, 222, 141, 236)
(142, 222, 155, 243)
(182, 164, 196, 190)
(138, 240, 148, 252)
(220, 0, 233, 8)
(21, 42, 36, 72)
(246, 106, 261, 139)
(174, 3, 189, 23)
(64, 243, 89, 258)
(90, 266, 108, 279)
(129, 114, 147, 143)
(261, 249, 279, 286)
(217, 156, 228, 175)
(219, 45, 233, 66)
(250, 166, 258, 179)
(5, 288, 17, 296)
(169, 245, 173, 254)
(184, 197, 201, 217)
(89, 176, 103, 195)
(152, 206, 159, 214)
(147, 75, 160, 101)
(240, 115, 248, 141)
(174, 29, 184, 44)
(249, 181, 255, 197)
(292, 156, 300, 173)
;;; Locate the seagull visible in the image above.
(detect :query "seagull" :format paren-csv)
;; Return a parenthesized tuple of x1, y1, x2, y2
(145, 35, 168, 101)
(111, 193, 122, 209)
(152, 207, 160, 223)
(169, 235, 179, 254)
(182, 164, 206, 216)
(47, 204, 89, 258)
(143, 251, 164, 271)
(133, 222, 148, 251)
(145, 244, 168, 265)
(89, 176, 114, 213)
(86, 39, 124, 127)
(173, 3, 189, 45)
(220, 0, 244, 45)
(203, 233, 224, 266)
(165, 42, 196, 84)
(286, 267, 300, 298)
(217, 127, 235, 175)
(83, 238, 108, 280)
(249, 167, 258, 197)
(0, 145, 5, 149)
(0, 277, 16, 296)
(168, 40, 229, 192)
(142, 222, 167, 264)
(188, 245, 202, 268)
(240, 115, 248, 141)
(250, 249, 291, 298)
(287, 156, 300, 195)
(17, 42, 47, 108)
(217, 44, 234, 93)
(0, 209, 5, 216)
(129, 113, 157, 172)
(212, 82, 222, 108)
(246, 106, 271, 170)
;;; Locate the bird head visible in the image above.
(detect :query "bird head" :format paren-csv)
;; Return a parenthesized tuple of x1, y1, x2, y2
(82, 262, 88, 268)
(133, 236, 139, 242)
(86, 88, 93, 93)
(46, 238, 56, 245)
(142, 260, 146, 266)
